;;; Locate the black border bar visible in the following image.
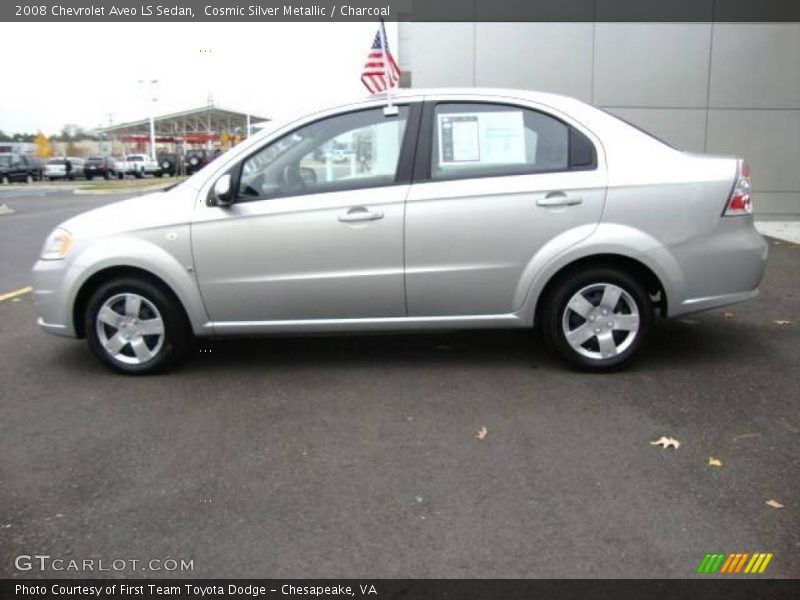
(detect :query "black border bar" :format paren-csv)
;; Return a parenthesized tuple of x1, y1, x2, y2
(3, 1, 800, 22)
(3, 579, 800, 600)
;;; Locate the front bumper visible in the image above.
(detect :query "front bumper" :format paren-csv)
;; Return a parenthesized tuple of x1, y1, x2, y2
(31, 259, 78, 338)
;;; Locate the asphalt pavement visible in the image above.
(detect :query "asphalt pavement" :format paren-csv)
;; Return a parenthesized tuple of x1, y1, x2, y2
(0, 185, 133, 292)
(0, 187, 798, 578)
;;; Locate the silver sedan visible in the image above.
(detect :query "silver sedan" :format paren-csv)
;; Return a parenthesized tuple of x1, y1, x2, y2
(32, 89, 768, 374)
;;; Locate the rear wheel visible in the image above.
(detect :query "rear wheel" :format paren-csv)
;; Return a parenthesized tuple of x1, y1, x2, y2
(541, 267, 652, 372)
(84, 277, 191, 375)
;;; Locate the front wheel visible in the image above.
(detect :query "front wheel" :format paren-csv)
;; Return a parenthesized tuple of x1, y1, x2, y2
(84, 278, 191, 375)
(541, 267, 653, 372)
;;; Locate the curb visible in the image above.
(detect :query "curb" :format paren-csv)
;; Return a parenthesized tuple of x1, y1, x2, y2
(73, 184, 174, 196)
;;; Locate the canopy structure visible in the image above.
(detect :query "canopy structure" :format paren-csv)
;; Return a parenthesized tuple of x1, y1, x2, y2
(99, 105, 269, 147)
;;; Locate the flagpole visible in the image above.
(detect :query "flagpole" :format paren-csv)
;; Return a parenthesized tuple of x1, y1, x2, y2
(379, 19, 397, 116)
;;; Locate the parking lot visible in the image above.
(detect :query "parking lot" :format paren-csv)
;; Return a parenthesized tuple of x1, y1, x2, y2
(0, 185, 798, 578)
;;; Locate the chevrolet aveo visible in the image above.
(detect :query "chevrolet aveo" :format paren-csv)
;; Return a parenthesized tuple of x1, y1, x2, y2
(32, 89, 768, 374)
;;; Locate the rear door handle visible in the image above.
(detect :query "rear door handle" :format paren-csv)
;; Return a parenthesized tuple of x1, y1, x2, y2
(537, 192, 583, 207)
(338, 207, 384, 222)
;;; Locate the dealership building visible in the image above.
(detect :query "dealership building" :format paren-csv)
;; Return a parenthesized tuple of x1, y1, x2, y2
(99, 105, 269, 156)
(397, 22, 800, 217)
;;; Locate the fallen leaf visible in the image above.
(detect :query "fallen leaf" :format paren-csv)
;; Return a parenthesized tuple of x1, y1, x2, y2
(724, 312, 735, 319)
(708, 457, 723, 467)
(650, 435, 680, 449)
(475, 426, 488, 441)
(773, 320, 793, 326)
(765, 499, 785, 509)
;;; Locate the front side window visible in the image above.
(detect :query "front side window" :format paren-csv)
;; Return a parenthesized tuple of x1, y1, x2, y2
(431, 103, 570, 181)
(237, 106, 409, 201)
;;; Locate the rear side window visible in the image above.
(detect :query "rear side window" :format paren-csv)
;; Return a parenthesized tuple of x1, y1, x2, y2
(429, 103, 594, 181)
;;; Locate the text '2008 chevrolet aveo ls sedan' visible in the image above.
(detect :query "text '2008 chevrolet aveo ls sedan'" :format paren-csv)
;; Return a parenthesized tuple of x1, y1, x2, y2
(32, 89, 768, 374)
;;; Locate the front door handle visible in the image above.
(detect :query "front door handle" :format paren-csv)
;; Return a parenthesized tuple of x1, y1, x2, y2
(338, 207, 384, 222)
(537, 192, 583, 207)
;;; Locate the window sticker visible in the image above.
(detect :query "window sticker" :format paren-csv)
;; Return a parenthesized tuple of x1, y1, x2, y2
(439, 115, 480, 163)
(437, 111, 526, 166)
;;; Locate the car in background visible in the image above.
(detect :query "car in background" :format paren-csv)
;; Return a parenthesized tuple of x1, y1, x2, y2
(156, 152, 181, 177)
(125, 154, 160, 178)
(111, 156, 128, 179)
(185, 149, 212, 175)
(31, 89, 767, 374)
(83, 156, 117, 180)
(0, 153, 43, 184)
(44, 157, 84, 181)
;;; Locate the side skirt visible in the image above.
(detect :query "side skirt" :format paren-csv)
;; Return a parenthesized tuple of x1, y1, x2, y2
(197, 313, 527, 336)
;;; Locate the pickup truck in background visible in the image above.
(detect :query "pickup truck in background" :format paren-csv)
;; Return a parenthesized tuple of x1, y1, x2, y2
(0, 153, 44, 184)
(125, 154, 161, 178)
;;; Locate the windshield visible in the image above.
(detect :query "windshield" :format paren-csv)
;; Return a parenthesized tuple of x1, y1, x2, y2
(0, 156, 11, 167)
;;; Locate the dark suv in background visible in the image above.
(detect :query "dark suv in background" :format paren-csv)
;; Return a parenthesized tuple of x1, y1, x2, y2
(185, 149, 212, 175)
(0, 154, 43, 184)
(83, 156, 117, 180)
(156, 152, 182, 177)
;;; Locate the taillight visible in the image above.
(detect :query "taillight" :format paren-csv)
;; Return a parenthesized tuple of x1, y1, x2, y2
(724, 160, 752, 216)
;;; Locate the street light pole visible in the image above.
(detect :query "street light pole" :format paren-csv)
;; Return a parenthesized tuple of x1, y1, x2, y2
(139, 79, 159, 160)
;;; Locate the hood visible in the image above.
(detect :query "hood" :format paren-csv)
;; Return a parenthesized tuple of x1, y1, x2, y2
(60, 187, 195, 239)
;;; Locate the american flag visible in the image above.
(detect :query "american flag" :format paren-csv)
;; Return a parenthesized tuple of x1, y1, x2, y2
(360, 25, 400, 94)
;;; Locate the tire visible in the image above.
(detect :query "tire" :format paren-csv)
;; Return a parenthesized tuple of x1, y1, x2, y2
(86, 175, 93, 181)
(84, 277, 191, 375)
(104, 171, 112, 180)
(541, 267, 653, 372)
(134, 171, 143, 179)
(49, 177, 55, 182)
(118, 172, 125, 180)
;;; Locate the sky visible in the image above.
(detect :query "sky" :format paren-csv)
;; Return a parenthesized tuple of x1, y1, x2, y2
(0, 22, 399, 135)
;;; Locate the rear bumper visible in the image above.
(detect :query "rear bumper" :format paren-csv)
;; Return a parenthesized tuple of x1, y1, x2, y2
(668, 219, 768, 317)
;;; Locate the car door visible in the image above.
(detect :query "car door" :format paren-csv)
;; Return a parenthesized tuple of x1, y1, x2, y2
(10, 155, 25, 180)
(191, 104, 420, 326)
(404, 99, 607, 317)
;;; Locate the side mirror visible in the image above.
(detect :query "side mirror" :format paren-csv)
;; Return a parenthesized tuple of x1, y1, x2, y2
(211, 173, 233, 206)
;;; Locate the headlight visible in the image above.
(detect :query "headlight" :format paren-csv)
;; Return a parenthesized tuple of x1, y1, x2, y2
(40, 227, 73, 260)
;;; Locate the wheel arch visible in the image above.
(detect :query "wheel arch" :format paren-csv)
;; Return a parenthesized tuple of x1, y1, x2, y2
(533, 254, 668, 326)
(72, 266, 192, 339)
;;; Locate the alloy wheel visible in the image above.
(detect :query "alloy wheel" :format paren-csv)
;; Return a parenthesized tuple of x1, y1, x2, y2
(561, 283, 640, 360)
(95, 293, 165, 365)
